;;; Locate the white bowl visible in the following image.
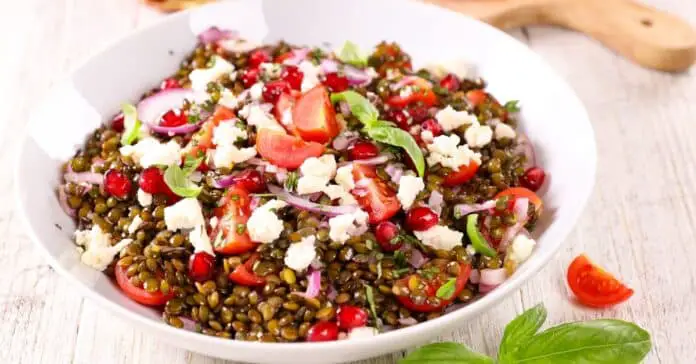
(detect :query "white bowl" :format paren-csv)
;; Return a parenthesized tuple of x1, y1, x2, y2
(15, 0, 596, 362)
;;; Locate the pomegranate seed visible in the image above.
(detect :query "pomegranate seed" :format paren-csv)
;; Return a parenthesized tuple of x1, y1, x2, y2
(159, 109, 187, 127)
(407, 105, 429, 122)
(439, 73, 460, 92)
(347, 140, 380, 160)
(262, 80, 291, 104)
(375, 221, 402, 252)
(406, 207, 439, 231)
(520, 167, 546, 192)
(306, 321, 339, 342)
(281, 65, 304, 91)
(104, 169, 132, 199)
(232, 170, 266, 193)
(188, 252, 216, 282)
(421, 118, 443, 137)
(241, 68, 260, 88)
(160, 77, 180, 90)
(138, 167, 165, 194)
(385, 109, 411, 130)
(323, 72, 349, 92)
(337, 305, 369, 329)
(111, 114, 124, 132)
(248, 49, 271, 69)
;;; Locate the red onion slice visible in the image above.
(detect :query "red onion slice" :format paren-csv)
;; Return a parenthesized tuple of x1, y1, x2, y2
(64, 172, 104, 185)
(304, 270, 322, 299)
(332, 132, 359, 151)
(319, 59, 372, 85)
(384, 163, 404, 183)
(514, 133, 536, 169)
(478, 283, 499, 293)
(268, 185, 358, 216)
(469, 269, 480, 284)
(327, 284, 338, 301)
(479, 268, 507, 286)
(137, 89, 204, 135)
(453, 200, 496, 217)
(212, 174, 238, 189)
(498, 198, 530, 252)
(427, 191, 444, 216)
(58, 186, 75, 217)
(407, 248, 428, 268)
(282, 48, 311, 65)
(398, 317, 418, 326)
(197, 26, 239, 44)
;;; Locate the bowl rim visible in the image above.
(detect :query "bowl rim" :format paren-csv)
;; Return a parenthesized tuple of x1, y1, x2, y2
(14, 0, 597, 354)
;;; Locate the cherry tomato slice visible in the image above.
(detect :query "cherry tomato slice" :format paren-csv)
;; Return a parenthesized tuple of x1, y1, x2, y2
(256, 129, 325, 169)
(443, 161, 480, 187)
(387, 77, 437, 108)
(292, 85, 340, 144)
(115, 265, 174, 306)
(567, 254, 634, 308)
(466, 89, 488, 107)
(495, 187, 543, 213)
(350, 164, 400, 224)
(228, 253, 265, 286)
(212, 186, 256, 255)
(396, 261, 472, 312)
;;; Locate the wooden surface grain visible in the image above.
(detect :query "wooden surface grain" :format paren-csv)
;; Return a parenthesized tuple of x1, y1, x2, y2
(1, 0, 695, 363)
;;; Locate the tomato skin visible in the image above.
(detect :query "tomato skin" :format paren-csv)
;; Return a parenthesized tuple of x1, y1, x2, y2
(387, 77, 437, 108)
(495, 187, 543, 213)
(350, 164, 400, 224)
(273, 91, 301, 136)
(256, 129, 325, 169)
(567, 255, 634, 308)
(396, 262, 472, 312)
(443, 161, 480, 186)
(466, 89, 488, 106)
(292, 85, 340, 144)
(212, 187, 256, 255)
(115, 265, 174, 306)
(228, 253, 265, 286)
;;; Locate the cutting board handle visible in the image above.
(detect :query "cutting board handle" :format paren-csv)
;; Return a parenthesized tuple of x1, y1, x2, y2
(427, 0, 696, 72)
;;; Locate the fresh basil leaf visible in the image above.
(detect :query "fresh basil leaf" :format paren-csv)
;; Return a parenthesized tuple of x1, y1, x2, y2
(330, 91, 379, 127)
(367, 126, 425, 176)
(504, 100, 520, 113)
(338, 41, 367, 68)
(120, 103, 141, 146)
(164, 164, 202, 198)
(372, 119, 397, 128)
(505, 319, 651, 364)
(498, 304, 547, 360)
(182, 155, 204, 175)
(400, 342, 494, 364)
(435, 278, 457, 300)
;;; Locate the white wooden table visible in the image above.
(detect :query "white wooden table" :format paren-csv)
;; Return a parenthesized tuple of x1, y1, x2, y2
(1, 0, 695, 363)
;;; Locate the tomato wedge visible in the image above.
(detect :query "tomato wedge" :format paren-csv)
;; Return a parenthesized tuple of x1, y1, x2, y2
(274, 91, 301, 136)
(495, 187, 543, 213)
(256, 129, 325, 169)
(228, 253, 265, 286)
(387, 77, 437, 108)
(292, 85, 340, 144)
(443, 161, 480, 186)
(211, 186, 256, 255)
(115, 265, 174, 306)
(350, 164, 400, 224)
(396, 261, 472, 312)
(567, 254, 634, 308)
(466, 89, 488, 107)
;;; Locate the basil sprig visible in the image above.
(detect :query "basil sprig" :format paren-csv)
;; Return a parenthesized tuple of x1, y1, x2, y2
(163, 155, 203, 198)
(120, 103, 141, 146)
(337, 41, 367, 68)
(400, 304, 651, 364)
(331, 91, 425, 176)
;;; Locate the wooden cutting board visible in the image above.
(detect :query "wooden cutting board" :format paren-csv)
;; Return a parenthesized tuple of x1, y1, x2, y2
(143, 0, 696, 72)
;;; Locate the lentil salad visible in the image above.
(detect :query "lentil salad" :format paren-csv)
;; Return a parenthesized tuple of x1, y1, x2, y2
(58, 27, 547, 342)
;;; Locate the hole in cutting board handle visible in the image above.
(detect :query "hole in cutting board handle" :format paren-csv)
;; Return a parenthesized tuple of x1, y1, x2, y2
(641, 18, 653, 27)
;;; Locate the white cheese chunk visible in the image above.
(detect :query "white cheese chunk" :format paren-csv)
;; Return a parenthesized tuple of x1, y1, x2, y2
(494, 123, 517, 140)
(189, 224, 215, 256)
(127, 216, 142, 234)
(426, 59, 475, 79)
(414, 225, 464, 251)
(188, 56, 235, 92)
(241, 104, 286, 133)
(335, 164, 355, 191)
(435, 105, 478, 132)
(218, 88, 240, 109)
(74, 225, 131, 271)
(119, 138, 182, 168)
(296, 155, 337, 195)
(508, 234, 536, 264)
(464, 123, 493, 148)
(249, 82, 265, 101)
(328, 209, 369, 243)
(164, 198, 205, 231)
(421, 130, 434, 143)
(218, 38, 259, 53)
(397, 175, 425, 210)
(323, 184, 358, 205)
(246, 199, 288, 243)
(426, 134, 481, 170)
(284, 235, 317, 272)
(137, 189, 152, 207)
(211, 122, 256, 167)
(298, 60, 320, 92)
(465, 244, 477, 257)
(348, 326, 379, 340)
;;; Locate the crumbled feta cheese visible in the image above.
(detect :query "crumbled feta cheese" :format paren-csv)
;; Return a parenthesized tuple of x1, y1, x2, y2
(298, 60, 320, 92)
(284, 235, 317, 271)
(426, 59, 475, 79)
(414, 225, 464, 251)
(74, 225, 131, 271)
(137, 189, 152, 207)
(218, 38, 259, 53)
(164, 198, 205, 231)
(435, 105, 478, 132)
(210, 122, 256, 167)
(508, 234, 536, 264)
(323, 184, 358, 205)
(426, 134, 481, 169)
(260, 62, 283, 79)
(119, 138, 182, 168)
(214, 122, 247, 144)
(397, 175, 425, 210)
(189, 224, 214, 256)
(280, 108, 293, 126)
(246, 199, 288, 243)
(348, 326, 379, 339)
(209, 216, 219, 229)
(465, 244, 477, 256)
(219, 88, 240, 109)
(328, 209, 369, 243)
(421, 130, 434, 143)
(188, 56, 235, 92)
(127, 216, 142, 234)
(242, 104, 286, 132)
(464, 123, 493, 148)
(335, 165, 355, 191)
(296, 155, 337, 195)
(494, 123, 517, 140)
(249, 82, 265, 101)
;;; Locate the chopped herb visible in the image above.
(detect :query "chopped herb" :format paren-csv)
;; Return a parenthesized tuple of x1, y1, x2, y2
(285, 171, 299, 191)
(436, 278, 457, 300)
(201, 99, 216, 112)
(205, 56, 217, 68)
(235, 120, 246, 129)
(377, 261, 383, 280)
(309, 48, 326, 65)
(504, 100, 521, 113)
(120, 103, 141, 146)
(420, 266, 439, 280)
(230, 194, 240, 202)
(389, 235, 401, 245)
(364, 284, 380, 328)
(394, 250, 407, 268)
(366, 239, 375, 250)
(182, 155, 204, 174)
(236, 223, 246, 234)
(393, 267, 410, 278)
